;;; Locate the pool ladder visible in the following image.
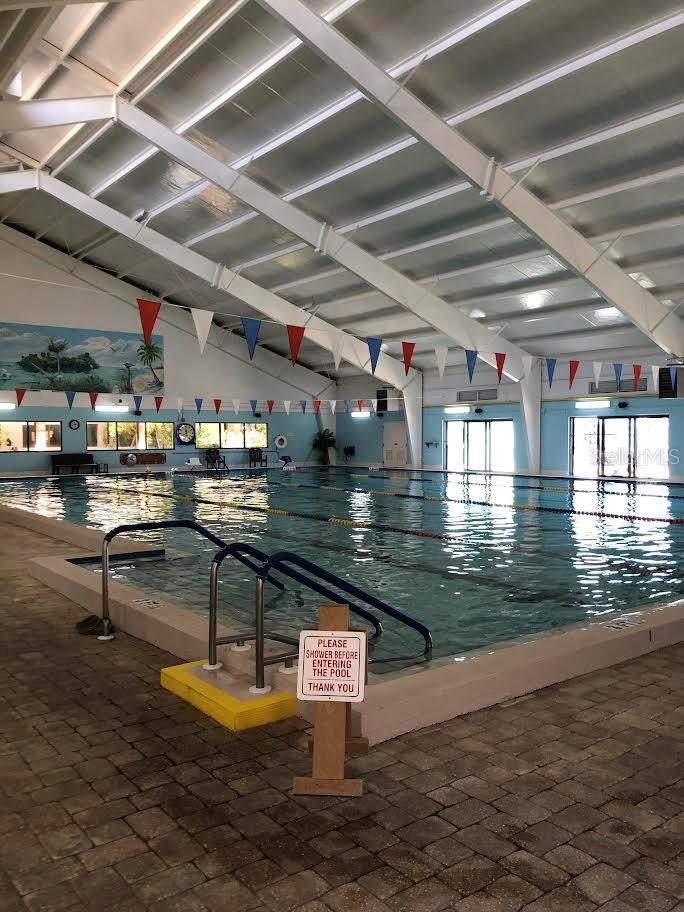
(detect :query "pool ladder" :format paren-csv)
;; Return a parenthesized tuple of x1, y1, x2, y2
(101, 521, 432, 693)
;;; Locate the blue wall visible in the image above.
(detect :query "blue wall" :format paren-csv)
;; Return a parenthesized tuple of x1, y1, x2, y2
(335, 409, 404, 464)
(0, 405, 325, 474)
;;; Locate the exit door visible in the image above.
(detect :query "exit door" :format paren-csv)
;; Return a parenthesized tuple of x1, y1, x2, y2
(571, 415, 669, 479)
(383, 422, 407, 466)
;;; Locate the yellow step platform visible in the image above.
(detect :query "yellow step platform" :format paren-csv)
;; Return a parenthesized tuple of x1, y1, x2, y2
(161, 660, 296, 731)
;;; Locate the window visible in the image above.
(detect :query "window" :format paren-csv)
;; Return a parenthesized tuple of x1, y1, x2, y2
(28, 421, 61, 451)
(86, 421, 174, 451)
(445, 420, 515, 472)
(0, 422, 28, 452)
(196, 422, 268, 448)
(571, 416, 670, 479)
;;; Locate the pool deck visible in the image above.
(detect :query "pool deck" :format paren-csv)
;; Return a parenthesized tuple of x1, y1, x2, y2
(2, 520, 684, 912)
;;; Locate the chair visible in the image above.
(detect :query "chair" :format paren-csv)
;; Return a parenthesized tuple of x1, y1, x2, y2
(279, 455, 296, 472)
(205, 448, 228, 470)
(184, 456, 202, 471)
(248, 447, 267, 468)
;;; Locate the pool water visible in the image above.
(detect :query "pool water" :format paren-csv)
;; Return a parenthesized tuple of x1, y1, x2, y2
(1, 468, 683, 666)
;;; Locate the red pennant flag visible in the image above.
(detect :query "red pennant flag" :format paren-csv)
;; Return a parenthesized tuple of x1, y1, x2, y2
(136, 298, 161, 345)
(494, 353, 506, 383)
(357, 399, 364, 412)
(15, 388, 26, 407)
(154, 396, 163, 413)
(267, 400, 274, 415)
(313, 400, 321, 414)
(402, 341, 415, 376)
(568, 359, 580, 390)
(89, 392, 98, 409)
(287, 325, 306, 366)
(213, 398, 221, 414)
(633, 364, 642, 391)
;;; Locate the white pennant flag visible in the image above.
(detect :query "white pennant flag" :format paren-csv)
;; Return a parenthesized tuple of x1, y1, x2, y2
(176, 397, 183, 419)
(232, 398, 240, 414)
(191, 308, 213, 354)
(435, 345, 449, 378)
(329, 333, 345, 370)
(652, 365, 661, 391)
(370, 399, 377, 412)
(328, 399, 337, 414)
(521, 355, 535, 379)
(593, 362, 603, 386)
(283, 400, 291, 415)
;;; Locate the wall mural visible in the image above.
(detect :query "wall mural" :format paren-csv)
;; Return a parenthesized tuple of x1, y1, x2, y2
(0, 322, 164, 393)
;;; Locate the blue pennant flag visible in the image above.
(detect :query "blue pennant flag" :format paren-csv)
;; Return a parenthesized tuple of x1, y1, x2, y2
(241, 317, 261, 360)
(194, 397, 203, 414)
(65, 391, 76, 410)
(670, 366, 678, 393)
(465, 349, 478, 383)
(300, 400, 307, 414)
(344, 399, 351, 413)
(367, 337, 382, 375)
(133, 395, 143, 411)
(613, 363, 623, 387)
(250, 399, 257, 415)
(545, 358, 557, 388)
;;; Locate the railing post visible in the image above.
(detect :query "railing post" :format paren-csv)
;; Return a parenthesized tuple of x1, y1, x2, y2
(98, 538, 115, 641)
(203, 558, 222, 671)
(250, 576, 271, 694)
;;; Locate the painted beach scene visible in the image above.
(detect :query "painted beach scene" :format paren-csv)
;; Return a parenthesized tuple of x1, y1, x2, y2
(0, 322, 164, 393)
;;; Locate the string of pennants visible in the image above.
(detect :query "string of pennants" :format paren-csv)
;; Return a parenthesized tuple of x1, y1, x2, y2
(138, 299, 662, 389)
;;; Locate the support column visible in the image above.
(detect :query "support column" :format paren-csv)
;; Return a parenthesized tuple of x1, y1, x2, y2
(520, 360, 541, 473)
(317, 408, 337, 466)
(403, 371, 423, 469)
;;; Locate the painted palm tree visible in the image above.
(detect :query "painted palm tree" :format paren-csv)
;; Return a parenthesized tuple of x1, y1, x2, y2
(137, 340, 163, 386)
(46, 337, 67, 374)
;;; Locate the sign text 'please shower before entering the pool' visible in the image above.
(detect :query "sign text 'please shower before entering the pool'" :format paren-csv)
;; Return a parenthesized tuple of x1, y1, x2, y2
(297, 630, 366, 702)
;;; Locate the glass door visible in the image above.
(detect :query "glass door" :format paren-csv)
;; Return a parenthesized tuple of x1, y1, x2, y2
(634, 416, 669, 479)
(466, 421, 487, 471)
(489, 420, 515, 472)
(571, 415, 670, 479)
(445, 421, 465, 472)
(571, 416, 599, 476)
(602, 417, 631, 477)
(445, 420, 515, 472)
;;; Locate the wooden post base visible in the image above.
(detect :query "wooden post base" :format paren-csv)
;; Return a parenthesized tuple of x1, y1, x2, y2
(292, 775, 364, 797)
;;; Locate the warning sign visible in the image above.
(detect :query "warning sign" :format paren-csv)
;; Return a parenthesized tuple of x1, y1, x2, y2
(297, 629, 366, 702)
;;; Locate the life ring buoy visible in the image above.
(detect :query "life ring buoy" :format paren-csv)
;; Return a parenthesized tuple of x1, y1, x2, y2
(274, 434, 287, 449)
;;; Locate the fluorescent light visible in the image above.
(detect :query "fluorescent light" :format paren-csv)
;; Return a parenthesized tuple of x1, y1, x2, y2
(594, 306, 620, 320)
(94, 404, 129, 413)
(521, 291, 547, 310)
(351, 410, 371, 418)
(445, 406, 471, 414)
(0, 402, 16, 411)
(576, 400, 610, 409)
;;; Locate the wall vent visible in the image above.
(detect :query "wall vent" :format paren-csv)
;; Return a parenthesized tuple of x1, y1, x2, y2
(588, 379, 648, 394)
(457, 388, 498, 402)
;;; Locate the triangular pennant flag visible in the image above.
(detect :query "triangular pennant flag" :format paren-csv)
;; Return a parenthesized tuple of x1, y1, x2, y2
(367, 337, 382, 375)
(435, 345, 448, 378)
(250, 399, 257, 416)
(286, 325, 306, 366)
(329, 400, 337, 414)
(633, 364, 642, 391)
(651, 365, 660, 391)
(344, 400, 351, 413)
(133, 395, 143, 412)
(522, 354, 535, 378)
(670, 366, 678, 392)
(241, 317, 261, 360)
(65, 391, 76, 410)
(213, 398, 221, 414)
(191, 308, 213, 354)
(545, 357, 557, 388)
(568, 359, 580, 390)
(465, 350, 478, 383)
(370, 399, 377, 413)
(232, 398, 240, 414)
(267, 400, 274, 415)
(195, 397, 203, 414)
(137, 298, 161, 345)
(313, 400, 321, 414)
(593, 362, 603, 386)
(402, 341, 415, 376)
(89, 392, 98, 410)
(613, 363, 623, 387)
(300, 400, 307, 414)
(283, 400, 291, 415)
(329, 333, 344, 370)
(15, 388, 26, 407)
(154, 396, 163, 413)
(357, 399, 365, 412)
(495, 352, 506, 383)
(176, 398, 183, 420)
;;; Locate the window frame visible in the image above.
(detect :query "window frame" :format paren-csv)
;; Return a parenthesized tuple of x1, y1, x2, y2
(444, 418, 515, 473)
(86, 420, 175, 451)
(195, 421, 269, 449)
(0, 420, 30, 453)
(27, 420, 63, 452)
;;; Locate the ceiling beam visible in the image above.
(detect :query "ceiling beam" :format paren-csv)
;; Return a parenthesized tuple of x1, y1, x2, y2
(0, 6, 60, 92)
(0, 0, 131, 8)
(0, 95, 113, 132)
(114, 99, 529, 380)
(257, 0, 684, 359)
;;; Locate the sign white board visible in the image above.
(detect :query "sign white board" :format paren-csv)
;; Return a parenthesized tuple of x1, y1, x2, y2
(297, 629, 366, 702)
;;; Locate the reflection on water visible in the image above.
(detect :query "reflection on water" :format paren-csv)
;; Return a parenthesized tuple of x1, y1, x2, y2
(1, 468, 683, 663)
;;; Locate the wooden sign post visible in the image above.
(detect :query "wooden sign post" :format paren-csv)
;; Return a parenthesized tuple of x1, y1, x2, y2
(293, 604, 368, 797)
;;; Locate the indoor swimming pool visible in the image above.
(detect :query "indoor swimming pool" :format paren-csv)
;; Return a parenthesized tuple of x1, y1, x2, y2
(1, 467, 682, 665)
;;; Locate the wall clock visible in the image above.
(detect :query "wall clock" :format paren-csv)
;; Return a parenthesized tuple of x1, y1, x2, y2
(176, 423, 196, 445)
(69, 419, 80, 430)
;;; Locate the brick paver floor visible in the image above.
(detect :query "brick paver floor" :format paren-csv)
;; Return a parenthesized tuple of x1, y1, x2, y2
(1, 521, 684, 911)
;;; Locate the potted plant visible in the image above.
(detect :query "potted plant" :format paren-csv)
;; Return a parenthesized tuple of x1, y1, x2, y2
(311, 428, 336, 465)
